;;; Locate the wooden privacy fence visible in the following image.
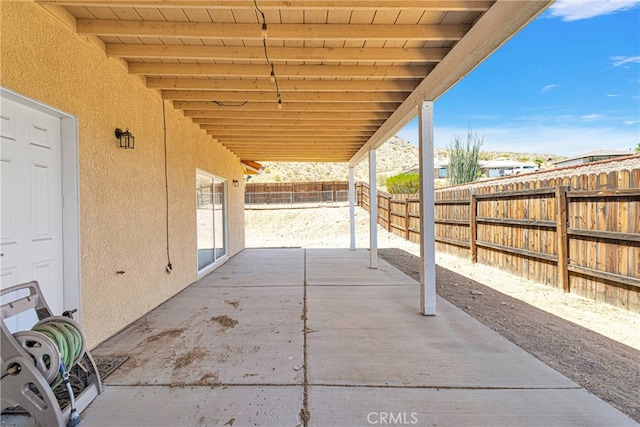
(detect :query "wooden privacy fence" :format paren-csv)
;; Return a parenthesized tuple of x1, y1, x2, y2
(245, 181, 348, 205)
(356, 183, 422, 243)
(356, 168, 640, 313)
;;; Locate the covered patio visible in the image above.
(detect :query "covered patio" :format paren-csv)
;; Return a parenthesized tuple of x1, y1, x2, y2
(81, 248, 634, 426)
(5, 1, 636, 425)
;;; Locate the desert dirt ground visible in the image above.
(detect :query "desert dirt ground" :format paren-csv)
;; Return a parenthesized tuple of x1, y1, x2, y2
(245, 205, 640, 422)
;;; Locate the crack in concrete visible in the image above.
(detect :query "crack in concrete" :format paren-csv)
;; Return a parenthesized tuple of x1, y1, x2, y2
(299, 249, 310, 426)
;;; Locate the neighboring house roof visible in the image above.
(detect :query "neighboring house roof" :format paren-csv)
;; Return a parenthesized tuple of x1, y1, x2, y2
(551, 150, 636, 165)
(402, 158, 449, 174)
(480, 159, 529, 169)
(435, 158, 450, 168)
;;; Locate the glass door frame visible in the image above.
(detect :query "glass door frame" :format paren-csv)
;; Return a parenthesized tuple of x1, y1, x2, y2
(196, 169, 229, 276)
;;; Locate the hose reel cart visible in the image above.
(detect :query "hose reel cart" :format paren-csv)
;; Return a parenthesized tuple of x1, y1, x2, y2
(1, 281, 103, 427)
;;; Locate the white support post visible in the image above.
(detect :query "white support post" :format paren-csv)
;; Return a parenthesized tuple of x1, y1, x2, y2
(369, 149, 378, 268)
(349, 166, 356, 251)
(419, 101, 436, 315)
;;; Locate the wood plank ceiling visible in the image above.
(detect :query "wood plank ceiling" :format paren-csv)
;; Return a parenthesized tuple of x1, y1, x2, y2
(36, 1, 551, 163)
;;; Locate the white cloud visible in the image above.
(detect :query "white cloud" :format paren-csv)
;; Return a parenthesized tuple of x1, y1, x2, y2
(581, 114, 603, 121)
(541, 84, 560, 93)
(548, 0, 640, 21)
(610, 56, 640, 67)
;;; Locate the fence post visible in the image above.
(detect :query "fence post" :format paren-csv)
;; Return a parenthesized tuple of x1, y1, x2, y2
(386, 196, 392, 232)
(470, 191, 478, 263)
(556, 185, 570, 292)
(405, 198, 410, 241)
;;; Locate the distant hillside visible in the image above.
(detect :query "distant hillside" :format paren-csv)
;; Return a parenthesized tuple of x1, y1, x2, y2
(247, 136, 418, 184)
(246, 136, 565, 185)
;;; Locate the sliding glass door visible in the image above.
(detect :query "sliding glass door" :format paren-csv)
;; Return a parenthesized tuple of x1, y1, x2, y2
(196, 170, 228, 273)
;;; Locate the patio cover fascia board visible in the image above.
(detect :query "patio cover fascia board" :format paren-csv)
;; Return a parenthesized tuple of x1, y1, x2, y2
(348, 0, 552, 168)
(241, 160, 264, 175)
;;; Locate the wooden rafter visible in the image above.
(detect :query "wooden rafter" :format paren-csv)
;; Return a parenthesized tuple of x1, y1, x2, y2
(148, 78, 421, 92)
(199, 124, 379, 131)
(162, 91, 410, 103)
(174, 101, 400, 112)
(79, 20, 470, 41)
(132, 64, 432, 79)
(207, 129, 373, 141)
(217, 136, 366, 142)
(192, 119, 385, 126)
(36, 1, 493, 11)
(107, 45, 448, 62)
(182, 110, 389, 120)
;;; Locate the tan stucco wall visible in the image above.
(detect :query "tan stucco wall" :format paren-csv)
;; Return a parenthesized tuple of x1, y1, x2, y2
(1, 1, 245, 347)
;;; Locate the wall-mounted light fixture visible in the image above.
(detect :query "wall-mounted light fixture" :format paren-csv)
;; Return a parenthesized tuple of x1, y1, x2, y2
(232, 179, 240, 187)
(115, 128, 135, 149)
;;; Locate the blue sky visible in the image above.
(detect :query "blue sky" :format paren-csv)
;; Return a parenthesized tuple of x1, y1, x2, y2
(396, 0, 640, 157)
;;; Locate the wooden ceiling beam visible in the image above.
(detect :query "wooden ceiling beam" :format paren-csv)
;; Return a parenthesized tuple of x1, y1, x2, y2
(206, 127, 374, 134)
(79, 20, 470, 41)
(239, 156, 353, 162)
(107, 45, 447, 62)
(219, 136, 365, 142)
(183, 110, 389, 120)
(149, 77, 420, 92)
(163, 90, 409, 103)
(175, 101, 400, 112)
(211, 133, 373, 139)
(192, 118, 384, 126)
(226, 151, 361, 157)
(225, 150, 363, 155)
(200, 125, 379, 131)
(37, 1, 493, 11)
(225, 141, 363, 145)
(226, 145, 364, 150)
(225, 146, 362, 151)
(232, 155, 358, 160)
(233, 148, 355, 153)
(134, 64, 432, 79)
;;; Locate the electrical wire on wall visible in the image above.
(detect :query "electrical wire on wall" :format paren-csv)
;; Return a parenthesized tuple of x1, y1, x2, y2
(162, 100, 173, 274)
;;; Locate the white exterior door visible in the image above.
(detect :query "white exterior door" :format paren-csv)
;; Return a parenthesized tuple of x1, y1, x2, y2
(1, 96, 64, 332)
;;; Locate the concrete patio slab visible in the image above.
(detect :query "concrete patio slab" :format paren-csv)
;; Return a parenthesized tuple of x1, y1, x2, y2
(306, 284, 576, 388)
(195, 248, 304, 287)
(66, 249, 637, 426)
(93, 285, 304, 386)
(306, 249, 416, 286)
(307, 386, 636, 427)
(81, 385, 303, 427)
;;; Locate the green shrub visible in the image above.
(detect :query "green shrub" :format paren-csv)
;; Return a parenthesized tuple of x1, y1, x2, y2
(386, 173, 420, 194)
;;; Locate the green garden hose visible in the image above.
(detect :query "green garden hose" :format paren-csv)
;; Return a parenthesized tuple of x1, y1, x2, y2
(32, 321, 83, 387)
(32, 319, 84, 426)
